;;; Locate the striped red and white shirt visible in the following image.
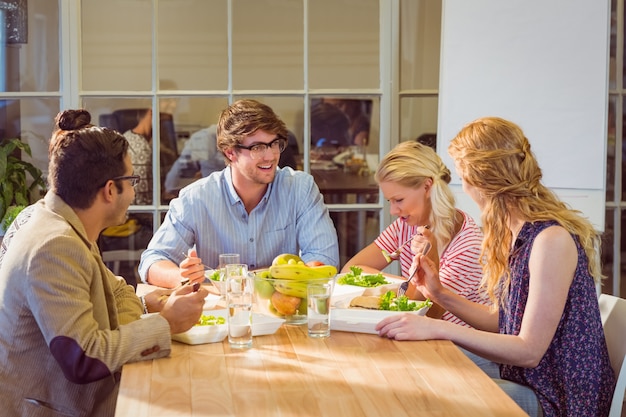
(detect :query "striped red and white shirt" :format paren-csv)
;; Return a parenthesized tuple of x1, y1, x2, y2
(374, 210, 486, 326)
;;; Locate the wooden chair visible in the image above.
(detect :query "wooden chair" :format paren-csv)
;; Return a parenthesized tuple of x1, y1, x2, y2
(599, 293, 626, 417)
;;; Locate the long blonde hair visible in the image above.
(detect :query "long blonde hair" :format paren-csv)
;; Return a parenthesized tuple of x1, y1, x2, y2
(375, 141, 457, 254)
(448, 117, 603, 307)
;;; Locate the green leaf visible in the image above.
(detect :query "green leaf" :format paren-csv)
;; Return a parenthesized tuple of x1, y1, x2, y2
(337, 266, 389, 287)
(0, 138, 47, 222)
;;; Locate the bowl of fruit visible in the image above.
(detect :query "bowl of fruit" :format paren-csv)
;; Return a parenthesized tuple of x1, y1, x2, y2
(253, 253, 337, 325)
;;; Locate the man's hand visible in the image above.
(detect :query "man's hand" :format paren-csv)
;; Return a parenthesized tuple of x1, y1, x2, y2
(180, 248, 207, 286)
(143, 288, 173, 313)
(159, 284, 208, 334)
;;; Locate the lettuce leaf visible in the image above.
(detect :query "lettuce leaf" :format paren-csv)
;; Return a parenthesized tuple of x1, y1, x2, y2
(379, 291, 432, 311)
(337, 266, 389, 287)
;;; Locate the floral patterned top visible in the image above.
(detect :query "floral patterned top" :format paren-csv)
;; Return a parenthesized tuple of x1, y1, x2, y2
(500, 221, 615, 417)
(124, 130, 152, 205)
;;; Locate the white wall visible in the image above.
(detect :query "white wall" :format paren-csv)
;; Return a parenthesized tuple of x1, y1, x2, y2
(438, 0, 610, 230)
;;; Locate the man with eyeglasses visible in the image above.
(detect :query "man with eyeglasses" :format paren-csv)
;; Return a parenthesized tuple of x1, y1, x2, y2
(0, 109, 208, 416)
(140, 99, 339, 288)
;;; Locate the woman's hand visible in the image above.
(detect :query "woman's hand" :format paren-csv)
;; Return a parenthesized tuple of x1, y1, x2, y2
(409, 252, 446, 303)
(179, 249, 207, 286)
(375, 312, 438, 341)
(410, 225, 438, 268)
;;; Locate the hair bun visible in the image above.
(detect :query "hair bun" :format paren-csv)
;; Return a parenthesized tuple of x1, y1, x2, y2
(55, 109, 92, 131)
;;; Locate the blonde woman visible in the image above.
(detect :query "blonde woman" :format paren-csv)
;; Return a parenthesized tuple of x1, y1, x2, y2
(376, 117, 615, 416)
(342, 141, 486, 326)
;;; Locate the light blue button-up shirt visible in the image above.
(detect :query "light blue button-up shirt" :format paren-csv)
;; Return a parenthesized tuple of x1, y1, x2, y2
(139, 167, 339, 281)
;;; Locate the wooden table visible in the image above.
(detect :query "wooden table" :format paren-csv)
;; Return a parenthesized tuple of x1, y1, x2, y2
(311, 167, 379, 196)
(115, 316, 527, 416)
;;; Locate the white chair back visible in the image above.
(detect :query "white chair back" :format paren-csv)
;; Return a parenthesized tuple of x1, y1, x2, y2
(101, 249, 143, 281)
(599, 293, 626, 417)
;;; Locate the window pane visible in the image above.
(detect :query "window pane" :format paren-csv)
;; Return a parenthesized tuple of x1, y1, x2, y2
(607, 96, 626, 201)
(0, 98, 59, 177)
(159, 96, 228, 200)
(99, 214, 153, 289)
(1, 0, 59, 92)
(330, 209, 380, 266)
(158, 0, 228, 91)
(601, 208, 615, 288)
(232, 0, 304, 90)
(609, 0, 617, 90)
(400, 0, 441, 91)
(400, 96, 438, 146)
(309, 0, 379, 89)
(607, 95, 616, 202)
(81, 0, 153, 91)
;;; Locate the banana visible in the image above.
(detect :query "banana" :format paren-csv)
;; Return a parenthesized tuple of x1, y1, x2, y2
(271, 253, 303, 266)
(269, 264, 337, 280)
(273, 280, 308, 298)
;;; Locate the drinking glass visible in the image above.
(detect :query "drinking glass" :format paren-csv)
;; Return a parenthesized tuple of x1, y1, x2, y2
(225, 264, 253, 348)
(307, 282, 332, 338)
(219, 253, 241, 269)
(210, 253, 241, 294)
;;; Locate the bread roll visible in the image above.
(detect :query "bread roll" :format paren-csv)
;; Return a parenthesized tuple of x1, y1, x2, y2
(349, 295, 381, 310)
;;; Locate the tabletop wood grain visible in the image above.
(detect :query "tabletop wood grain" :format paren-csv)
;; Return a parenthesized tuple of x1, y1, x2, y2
(115, 313, 527, 417)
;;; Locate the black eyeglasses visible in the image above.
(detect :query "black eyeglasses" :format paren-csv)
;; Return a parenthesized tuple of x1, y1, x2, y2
(235, 137, 287, 159)
(111, 175, 141, 187)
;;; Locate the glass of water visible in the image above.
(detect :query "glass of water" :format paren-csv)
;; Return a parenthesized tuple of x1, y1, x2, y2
(307, 282, 333, 338)
(225, 264, 253, 348)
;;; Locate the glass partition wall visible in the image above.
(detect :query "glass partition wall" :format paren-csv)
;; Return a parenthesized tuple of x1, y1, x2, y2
(78, 0, 400, 272)
(7, 0, 623, 297)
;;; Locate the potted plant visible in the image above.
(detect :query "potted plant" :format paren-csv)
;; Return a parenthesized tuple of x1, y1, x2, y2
(0, 138, 47, 234)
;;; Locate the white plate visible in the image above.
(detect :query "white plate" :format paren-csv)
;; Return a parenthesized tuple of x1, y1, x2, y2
(330, 280, 430, 334)
(330, 306, 429, 335)
(332, 274, 404, 299)
(203, 293, 221, 309)
(172, 310, 229, 345)
(252, 313, 286, 336)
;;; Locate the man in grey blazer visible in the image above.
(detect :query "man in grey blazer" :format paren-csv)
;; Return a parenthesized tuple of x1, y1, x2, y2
(0, 109, 208, 416)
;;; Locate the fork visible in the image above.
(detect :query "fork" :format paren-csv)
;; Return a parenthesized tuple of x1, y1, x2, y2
(381, 235, 415, 263)
(397, 241, 432, 296)
(381, 225, 430, 263)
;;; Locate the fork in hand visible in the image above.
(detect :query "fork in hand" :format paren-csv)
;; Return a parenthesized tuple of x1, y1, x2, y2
(397, 241, 432, 296)
(381, 235, 415, 263)
(381, 225, 430, 263)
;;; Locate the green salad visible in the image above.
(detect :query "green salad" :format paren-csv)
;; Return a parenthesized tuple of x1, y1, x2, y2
(207, 270, 221, 281)
(379, 291, 432, 312)
(197, 314, 226, 326)
(337, 266, 389, 287)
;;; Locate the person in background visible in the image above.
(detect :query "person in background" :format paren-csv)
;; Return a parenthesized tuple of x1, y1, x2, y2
(164, 125, 299, 197)
(376, 117, 615, 416)
(0, 109, 207, 416)
(415, 132, 437, 150)
(322, 98, 371, 146)
(140, 99, 339, 288)
(123, 108, 153, 205)
(310, 101, 351, 148)
(164, 125, 226, 196)
(341, 141, 486, 326)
